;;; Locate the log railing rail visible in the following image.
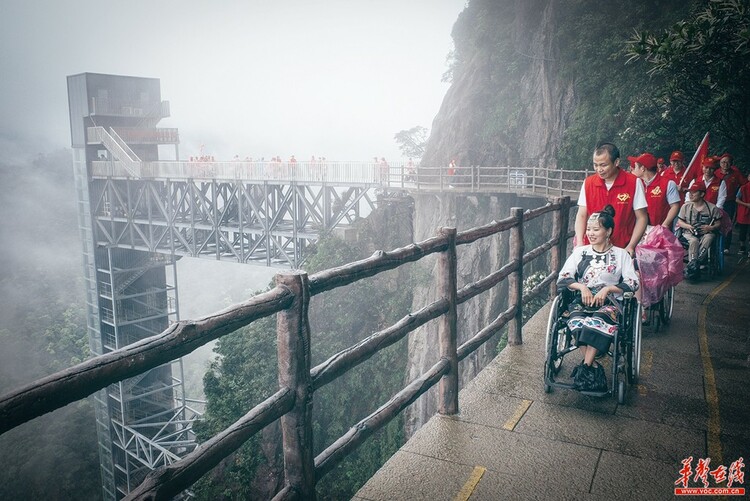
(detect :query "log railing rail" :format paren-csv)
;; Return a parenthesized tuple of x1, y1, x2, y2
(0, 196, 574, 500)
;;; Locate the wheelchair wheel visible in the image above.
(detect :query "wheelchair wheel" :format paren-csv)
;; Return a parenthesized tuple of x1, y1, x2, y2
(628, 302, 643, 385)
(544, 295, 561, 356)
(544, 296, 560, 393)
(544, 295, 569, 375)
(647, 302, 660, 332)
(659, 286, 674, 325)
(708, 235, 724, 277)
(617, 380, 626, 404)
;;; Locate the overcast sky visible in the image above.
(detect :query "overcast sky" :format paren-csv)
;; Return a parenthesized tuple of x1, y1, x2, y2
(0, 0, 466, 163)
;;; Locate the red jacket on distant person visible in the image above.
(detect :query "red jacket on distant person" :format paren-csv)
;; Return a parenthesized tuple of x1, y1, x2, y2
(736, 183, 750, 224)
(716, 165, 746, 202)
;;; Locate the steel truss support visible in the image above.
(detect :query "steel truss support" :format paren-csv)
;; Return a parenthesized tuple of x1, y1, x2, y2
(91, 179, 377, 268)
(95, 247, 199, 498)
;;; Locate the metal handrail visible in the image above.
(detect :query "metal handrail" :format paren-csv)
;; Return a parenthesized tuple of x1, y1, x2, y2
(89, 160, 587, 197)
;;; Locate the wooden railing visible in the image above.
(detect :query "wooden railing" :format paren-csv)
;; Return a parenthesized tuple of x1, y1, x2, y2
(0, 196, 574, 500)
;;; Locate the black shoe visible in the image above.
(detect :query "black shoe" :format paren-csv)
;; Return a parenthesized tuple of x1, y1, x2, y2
(574, 364, 596, 391)
(685, 260, 700, 279)
(591, 363, 608, 392)
(570, 360, 585, 380)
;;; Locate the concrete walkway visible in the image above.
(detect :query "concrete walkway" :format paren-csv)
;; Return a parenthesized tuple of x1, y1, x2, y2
(355, 258, 750, 500)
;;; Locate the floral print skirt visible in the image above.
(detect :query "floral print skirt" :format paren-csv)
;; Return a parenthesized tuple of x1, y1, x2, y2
(563, 300, 620, 353)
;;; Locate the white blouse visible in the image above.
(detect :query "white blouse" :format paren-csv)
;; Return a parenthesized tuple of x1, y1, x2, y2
(557, 245, 639, 299)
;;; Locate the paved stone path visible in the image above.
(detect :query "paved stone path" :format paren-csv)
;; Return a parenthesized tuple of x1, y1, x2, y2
(355, 259, 750, 500)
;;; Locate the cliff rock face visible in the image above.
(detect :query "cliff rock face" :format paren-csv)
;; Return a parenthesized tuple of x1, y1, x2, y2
(404, 191, 546, 437)
(423, 0, 575, 168)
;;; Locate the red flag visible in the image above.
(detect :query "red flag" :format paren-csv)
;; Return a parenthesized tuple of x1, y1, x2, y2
(680, 132, 709, 187)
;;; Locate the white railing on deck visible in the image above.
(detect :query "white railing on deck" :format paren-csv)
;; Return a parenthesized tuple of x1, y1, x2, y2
(90, 160, 588, 197)
(112, 127, 179, 144)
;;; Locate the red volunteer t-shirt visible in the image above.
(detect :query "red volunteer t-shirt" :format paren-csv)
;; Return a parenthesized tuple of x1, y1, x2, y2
(702, 176, 722, 205)
(644, 175, 672, 226)
(582, 169, 641, 248)
(661, 166, 694, 203)
(736, 183, 750, 225)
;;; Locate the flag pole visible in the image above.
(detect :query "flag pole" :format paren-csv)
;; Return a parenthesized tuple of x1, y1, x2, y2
(680, 131, 709, 186)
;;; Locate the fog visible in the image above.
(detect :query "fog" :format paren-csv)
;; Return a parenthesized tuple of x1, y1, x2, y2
(0, 0, 465, 399)
(0, 3, 466, 496)
(1, 0, 465, 162)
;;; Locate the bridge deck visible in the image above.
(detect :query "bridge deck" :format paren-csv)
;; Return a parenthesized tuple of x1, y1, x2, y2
(356, 261, 750, 500)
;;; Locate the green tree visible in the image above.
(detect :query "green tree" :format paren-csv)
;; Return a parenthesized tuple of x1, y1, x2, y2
(554, 0, 698, 168)
(394, 125, 428, 159)
(625, 0, 750, 160)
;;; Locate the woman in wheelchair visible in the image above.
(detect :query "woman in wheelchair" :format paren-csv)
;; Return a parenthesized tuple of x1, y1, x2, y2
(557, 205, 639, 391)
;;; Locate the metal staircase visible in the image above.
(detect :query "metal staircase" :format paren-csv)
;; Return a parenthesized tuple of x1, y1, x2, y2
(88, 126, 140, 177)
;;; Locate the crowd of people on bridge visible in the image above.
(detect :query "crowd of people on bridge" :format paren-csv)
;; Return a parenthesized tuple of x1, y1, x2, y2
(557, 141, 745, 391)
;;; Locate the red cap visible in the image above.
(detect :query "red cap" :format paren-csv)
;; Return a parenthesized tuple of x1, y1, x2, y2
(657, 157, 665, 164)
(688, 182, 707, 193)
(720, 153, 733, 163)
(701, 156, 717, 168)
(670, 151, 684, 162)
(627, 152, 657, 170)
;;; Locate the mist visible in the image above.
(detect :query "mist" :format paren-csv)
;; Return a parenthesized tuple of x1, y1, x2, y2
(1, 0, 466, 162)
(0, 1, 468, 497)
(0, 143, 281, 499)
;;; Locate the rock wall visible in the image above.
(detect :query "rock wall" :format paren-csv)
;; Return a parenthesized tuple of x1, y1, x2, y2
(423, 0, 576, 168)
(404, 191, 547, 437)
(514, 0, 576, 168)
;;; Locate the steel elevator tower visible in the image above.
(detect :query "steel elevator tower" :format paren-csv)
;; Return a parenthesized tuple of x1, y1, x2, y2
(67, 73, 198, 500)
(68, 72, 381, 498)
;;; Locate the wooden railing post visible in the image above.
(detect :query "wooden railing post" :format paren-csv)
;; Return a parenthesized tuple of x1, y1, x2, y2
(276, 271, 315, 500)
(507, 207, 525, 345)
(549, 197, 571, 298)
(437, 227, 458, 415)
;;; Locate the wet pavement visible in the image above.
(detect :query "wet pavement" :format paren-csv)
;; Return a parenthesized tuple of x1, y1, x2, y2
(355, 256, 750, 500)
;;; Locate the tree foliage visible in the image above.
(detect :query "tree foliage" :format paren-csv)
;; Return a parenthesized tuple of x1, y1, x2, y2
(553, 0, 700, 168)
(438, 0, 750, 168)
(394, 125, 428, 159)
(626, 0, 750, 161)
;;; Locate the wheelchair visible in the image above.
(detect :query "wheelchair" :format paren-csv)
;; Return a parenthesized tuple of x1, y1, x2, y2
(708, 233, 724, 277)
(678, 230, 723, 279)
(644, 285, 674, 332)
(543, 289, 642, 404)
